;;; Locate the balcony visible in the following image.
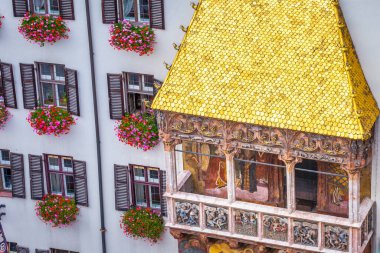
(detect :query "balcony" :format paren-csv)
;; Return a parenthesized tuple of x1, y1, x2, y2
(165, 187, 374, 252)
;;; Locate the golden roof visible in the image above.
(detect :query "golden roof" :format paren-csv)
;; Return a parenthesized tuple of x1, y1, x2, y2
(152, 0, 379, 140)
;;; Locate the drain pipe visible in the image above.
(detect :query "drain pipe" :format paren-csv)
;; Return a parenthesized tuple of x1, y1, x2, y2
(84, 1, 107, 253)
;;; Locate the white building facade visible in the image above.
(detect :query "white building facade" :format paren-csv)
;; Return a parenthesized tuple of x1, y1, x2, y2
(0, 0, 380, 253)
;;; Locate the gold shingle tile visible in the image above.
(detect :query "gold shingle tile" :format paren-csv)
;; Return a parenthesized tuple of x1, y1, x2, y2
(152, 0, 379, 140)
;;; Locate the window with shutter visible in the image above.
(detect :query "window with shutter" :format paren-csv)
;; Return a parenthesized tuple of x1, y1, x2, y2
(107, 74, 125, 119)
(10, 153, 26, 199)
(102, 0, 118, 24)
(0, 150, 12, 196)
(65, 69, 80, 116)
(159, 170, 167, 216)
(149, 0, 165, 29)
(73, 160, 88, 206)
(29, 155, 45, 200)
(20, 63, 38, 109)
(58, 0, 75, 20)
(8, 242, 18, 253)
(45, 155, 74, 197)
(17, 247, 29, 253)
(12, 0, 29, 17)
(129, 165, 163, 214)
(114, 165, 130, 211)
(0, 63, 17, 108)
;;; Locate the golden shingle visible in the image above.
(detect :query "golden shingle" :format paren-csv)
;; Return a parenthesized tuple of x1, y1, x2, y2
(152, 0, 379, 140)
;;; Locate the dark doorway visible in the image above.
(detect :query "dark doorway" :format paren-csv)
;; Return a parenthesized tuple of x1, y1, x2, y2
(295, 159, 318, 212)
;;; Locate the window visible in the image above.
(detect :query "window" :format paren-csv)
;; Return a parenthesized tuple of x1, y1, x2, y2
(20, 63, 79, 115)
(121, 0, 149, 23)
(7, 242, 17, 253)
(107, 72, 156, 119)
(32, 0, 60, 15)
(12, 0, 75, 20)
(131, 165, 161, 210)
(38, 63, 67, 108)
(45, 155, 75, 197)
(125, 73, 154, 114)
(102, 0, 164, 29)
(0, 150, 12, 192)
(51, 249, 79, 253)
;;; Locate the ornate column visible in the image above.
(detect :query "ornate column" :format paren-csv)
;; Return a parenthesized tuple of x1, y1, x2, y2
(342, 164, 361, 223)
(279, 154, 302, 213)
(162, 133, 180, 225)
(162, 133, 179, 194)
(220, 144, 238, 203)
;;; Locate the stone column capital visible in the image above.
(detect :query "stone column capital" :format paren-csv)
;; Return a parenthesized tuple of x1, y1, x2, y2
(218, 143, 239, 159)
(341, 163, 360, 176)
(279, 154, 302, 170)
(160, 131, 180, 152)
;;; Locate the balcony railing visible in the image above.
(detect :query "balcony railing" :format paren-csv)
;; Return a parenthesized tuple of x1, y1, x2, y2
(165, 191, 373, 253)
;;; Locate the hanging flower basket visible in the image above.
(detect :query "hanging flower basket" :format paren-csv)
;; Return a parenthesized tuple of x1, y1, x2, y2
(18, 13, 70, 47)
(0, 16, 4, 29)
(27, 106, 76, 136)
(116, 111, 159, 151)
(109, 20, 155, 56)
(120, 207, 164, 243)
(0, 102, 11, 129)
(36, 194, 79, 227)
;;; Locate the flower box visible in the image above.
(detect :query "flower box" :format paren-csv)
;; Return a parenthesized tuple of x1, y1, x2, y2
(18, 13, 70, 46)
(27, 106, 76, 136)
(0, 102, 11, 129)
(116, 111, 159, 151)
(120, 207, 164, 243)
(109, 20, 155, 56)
(0, 16, 4, 29)
(36, 194, 79, 227)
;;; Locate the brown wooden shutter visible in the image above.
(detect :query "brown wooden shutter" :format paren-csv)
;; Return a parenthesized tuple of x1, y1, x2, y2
(65, 68, 80, 116)
(17, 247, 29, 253)
(20, 64, 38, 109)
(12, 0, 29, 17)
(29, 155, 44, 200)
(149, 0, 165, 29)
(59, 0, 75, 20)
(73, 160, 88, 206)
(0, 63, 17, 108)
(114, 165, 130, 211)
(10, 153, 26, 199)
(159, 170, 167, 216)
(107, 74, 125, 120)
(102, 0, 118, 24)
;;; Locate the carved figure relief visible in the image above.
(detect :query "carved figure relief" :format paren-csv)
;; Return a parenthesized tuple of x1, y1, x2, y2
(324, 225, 349, 252)
(235, 210, 258, 237)
(205, 206, 228, 231)
(176, 202, 200, 227)
(262, 215, 288, 241)
(293, 220, 318, 247)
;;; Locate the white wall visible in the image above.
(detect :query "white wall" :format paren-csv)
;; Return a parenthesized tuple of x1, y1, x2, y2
(1, 0, 380, 252)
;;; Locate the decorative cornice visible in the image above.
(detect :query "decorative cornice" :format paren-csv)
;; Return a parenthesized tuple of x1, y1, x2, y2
(157, 111, 373, 166)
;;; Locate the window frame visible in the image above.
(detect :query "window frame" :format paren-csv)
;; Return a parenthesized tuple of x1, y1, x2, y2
(123, 72, 154, 114)
(31, 0, 61, 16)
(36, 62, 67, 108)
(0, 149, 12, 193)
(7, 242, 18, 253)
(118, 0, 150, 24)
(50, 249, 79, 253)
(129, 164, 161, 211)
(44, 154, 75, 198)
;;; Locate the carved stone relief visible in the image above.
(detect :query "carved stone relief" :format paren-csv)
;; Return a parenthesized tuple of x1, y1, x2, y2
(158, 112, 372, 166)
(205, 206, 228, 231)
(293, 220, 318, 247)
(234, 210, 258, 237)
(175, 202, 200, 227)
(324, 225, 349, 252)
(262, 215, 288, 242)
